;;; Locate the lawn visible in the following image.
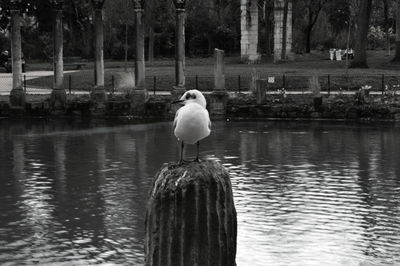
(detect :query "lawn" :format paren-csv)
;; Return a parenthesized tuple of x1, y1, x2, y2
(26, 50, 400, 92)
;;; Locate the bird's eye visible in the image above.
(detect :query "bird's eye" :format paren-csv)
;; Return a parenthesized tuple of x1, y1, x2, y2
(185, 94, 190, 100)
(192, 94, 196, 99)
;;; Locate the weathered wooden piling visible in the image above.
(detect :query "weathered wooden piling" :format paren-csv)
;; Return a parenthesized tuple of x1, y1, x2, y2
(145, 161, 237, 266)
(255, 79, 267, 104)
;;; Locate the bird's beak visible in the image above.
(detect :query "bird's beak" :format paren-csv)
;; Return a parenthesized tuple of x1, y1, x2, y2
(171, 100, 184, 104)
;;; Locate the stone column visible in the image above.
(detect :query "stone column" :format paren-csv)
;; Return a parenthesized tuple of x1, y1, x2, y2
(134, 1, 145, 90)
(172, 0, 186, 95)
(210, 48, 228, 118)
(214, 48, 225, 91)
(240, 0, 260, 63)
(9, 1, 25, 109)
(50, 1, 67, 111)
(91, 0, 107, 102)
(274, 0, 293, 62)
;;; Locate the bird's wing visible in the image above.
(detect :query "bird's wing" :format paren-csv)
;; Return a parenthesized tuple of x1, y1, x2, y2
(204, 109, 211, 131)
(173, 107, 180, 131)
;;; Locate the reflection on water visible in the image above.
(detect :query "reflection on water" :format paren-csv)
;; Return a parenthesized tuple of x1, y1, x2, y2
(0, 120, 399, 265)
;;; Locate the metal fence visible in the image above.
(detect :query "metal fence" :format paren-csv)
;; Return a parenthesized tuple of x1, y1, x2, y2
(146, 74, 400, 94)
(1, 73, 400, 95)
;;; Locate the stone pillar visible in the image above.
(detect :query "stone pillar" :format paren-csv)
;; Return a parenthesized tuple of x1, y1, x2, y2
(214, 48, 225, 91)
(50, 1, 67, 111)
(9, 1, 25, 110)
(91, 0, 107, 103)
(145, 161, 237, 266)
(134, 2, 145, 90)
(240, 0, 260, 63)
(172, 0, 186, 96)
(274, 0, 293, 62)
(210, 48, 228, 118)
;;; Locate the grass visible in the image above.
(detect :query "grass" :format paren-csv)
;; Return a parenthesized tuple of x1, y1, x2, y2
(25, 50, 400, 92)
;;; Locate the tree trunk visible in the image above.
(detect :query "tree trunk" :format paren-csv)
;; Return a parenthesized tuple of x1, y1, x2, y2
(394, 0, 400, 61)
(350, 0, 372, 68)
(306, 25, 312, 53)
(148, 26, 154, 64)
(281, 0, 288, 60)
(82, 21, 92, 59)
(265, 0, 274, 57)
(383, 0, 390, 56)
(124, 23, 128, 71)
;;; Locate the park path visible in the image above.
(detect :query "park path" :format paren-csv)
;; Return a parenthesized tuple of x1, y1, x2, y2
(0, 70, 81, 95)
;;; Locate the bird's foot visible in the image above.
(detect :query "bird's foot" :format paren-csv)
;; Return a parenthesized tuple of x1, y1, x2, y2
(193, 157, 201, 163)
(178, 159, 191, 166)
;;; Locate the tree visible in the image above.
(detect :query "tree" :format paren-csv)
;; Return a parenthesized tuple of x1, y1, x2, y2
(304, 0, 327, 53)
(350, 0, 373, 68)
(383, 0, 390, 55)
(394, 0, 400, 61)
(260, 0, 274, 56)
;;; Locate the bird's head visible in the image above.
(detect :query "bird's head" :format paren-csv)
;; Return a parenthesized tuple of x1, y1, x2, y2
(172, 89, 207, 108)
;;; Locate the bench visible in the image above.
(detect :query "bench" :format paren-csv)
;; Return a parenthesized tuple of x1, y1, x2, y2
(64, 62, 86, 70)
(48, 56, 87, 70)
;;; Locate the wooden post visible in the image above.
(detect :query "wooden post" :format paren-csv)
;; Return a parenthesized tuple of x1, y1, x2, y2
(9, 1, 25, 109)
(255, 79, 267, 104)
(145, 161, 237, 266)
(134, 2, 145, 89)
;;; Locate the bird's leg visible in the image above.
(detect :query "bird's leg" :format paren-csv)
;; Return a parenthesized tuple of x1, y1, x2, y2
(179, 141, 185, 165)
(193, 141, 200, 162)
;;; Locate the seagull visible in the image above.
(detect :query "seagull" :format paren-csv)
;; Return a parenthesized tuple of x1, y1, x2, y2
(172, 90, 211, 164)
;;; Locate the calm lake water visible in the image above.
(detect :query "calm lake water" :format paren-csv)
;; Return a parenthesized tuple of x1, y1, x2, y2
(0, 119, 399, 266)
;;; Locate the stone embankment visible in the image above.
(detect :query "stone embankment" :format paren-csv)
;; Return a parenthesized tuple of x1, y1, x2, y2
(1, 91, 400, 122)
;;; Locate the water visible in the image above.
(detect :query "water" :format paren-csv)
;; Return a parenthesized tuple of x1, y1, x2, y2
(0, 120, 399, 266)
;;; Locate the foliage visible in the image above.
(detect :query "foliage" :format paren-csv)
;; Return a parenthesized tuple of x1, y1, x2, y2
(367, 26, 395, 50)
(0, 0, 398, 60)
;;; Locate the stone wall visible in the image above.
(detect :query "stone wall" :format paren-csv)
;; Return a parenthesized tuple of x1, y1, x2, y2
(240, 0, 260, 63)
(1, 93, 400, 122)
(227, 93, 400, 121)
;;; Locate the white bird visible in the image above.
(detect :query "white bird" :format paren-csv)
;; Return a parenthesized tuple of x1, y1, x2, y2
(172, 90, 211, 164)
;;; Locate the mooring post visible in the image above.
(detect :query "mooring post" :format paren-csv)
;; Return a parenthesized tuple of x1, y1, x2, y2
(327, 74, 331, 95)
(69, 75, 72, 95)
(282, 74, 286, 88)
(111, 75, 115, 95)
(23, 75, 26, 93)
(153, 76, 156, 95)
(145, 160, 237, 266)
(238, 75, 241, 93)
